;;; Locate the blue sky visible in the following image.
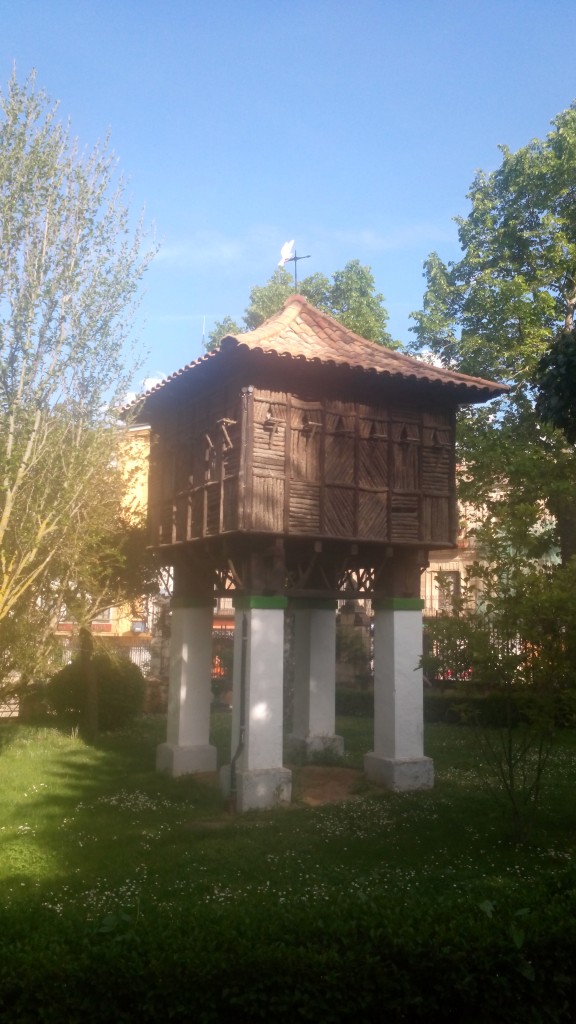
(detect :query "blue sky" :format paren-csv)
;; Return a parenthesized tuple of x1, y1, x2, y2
(3, 0, 576, 390)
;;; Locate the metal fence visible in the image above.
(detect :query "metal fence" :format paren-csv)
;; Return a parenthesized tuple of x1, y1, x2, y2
(53, 636, 159, 677)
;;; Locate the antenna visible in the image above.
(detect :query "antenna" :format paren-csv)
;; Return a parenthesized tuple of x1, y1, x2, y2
(202, 315, 206, 353)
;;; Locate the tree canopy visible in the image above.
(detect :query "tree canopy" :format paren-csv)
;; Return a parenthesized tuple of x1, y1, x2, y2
(409, 104, 576, 564)
(534, 327, 576, 444)
(0, 71, 155, 682)
(207, 259, 397, 351)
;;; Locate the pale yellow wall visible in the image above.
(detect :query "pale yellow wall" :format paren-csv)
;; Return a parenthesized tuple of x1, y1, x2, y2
(109, 425, 152, 634)
(56, 425, 153, 638)
(119, 424, 151, 520)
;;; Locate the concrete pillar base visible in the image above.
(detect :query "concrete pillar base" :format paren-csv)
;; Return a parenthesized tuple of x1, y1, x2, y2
(156, 742, 218, 777)
(286, 733, 344, 760)
(364, 753, 434, 792)
(220, 765, 292, 811)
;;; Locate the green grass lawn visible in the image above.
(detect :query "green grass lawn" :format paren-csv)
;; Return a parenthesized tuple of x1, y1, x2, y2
(1, 713, 576, 1022)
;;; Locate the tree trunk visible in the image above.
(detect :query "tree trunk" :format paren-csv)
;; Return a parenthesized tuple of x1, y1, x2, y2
(549, 495, 576, 564)
(79, 626, 98, 742)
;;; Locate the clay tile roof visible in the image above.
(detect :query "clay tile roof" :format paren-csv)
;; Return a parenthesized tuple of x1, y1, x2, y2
(128, 294, 507, 412)
(224, 295, 507, 398)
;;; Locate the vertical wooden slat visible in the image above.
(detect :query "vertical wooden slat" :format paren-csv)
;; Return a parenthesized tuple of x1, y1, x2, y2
(417, 410, 423, 543)
(353, 402, 359, 537)
(244, 386, 254, 531)
(449, 407, 458, 544)
(284, 392, 291, 534)
(317, 397, 324, 534)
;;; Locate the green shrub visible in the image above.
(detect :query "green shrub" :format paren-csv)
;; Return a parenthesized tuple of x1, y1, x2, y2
(424, 688, 576, 728)
(336, 687, 576, 729)
(336, 687, 374, 717)
(46, 651, 145, 731)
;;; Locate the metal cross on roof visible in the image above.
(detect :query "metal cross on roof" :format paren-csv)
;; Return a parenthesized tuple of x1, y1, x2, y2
(278, 240, 311, 289)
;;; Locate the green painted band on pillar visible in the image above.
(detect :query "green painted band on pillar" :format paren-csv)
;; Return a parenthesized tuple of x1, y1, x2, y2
(171, 596, 216, 610)
(233, 595, 289, 610)
(289, 598, 338, 611)
(373, 597, 425, 612)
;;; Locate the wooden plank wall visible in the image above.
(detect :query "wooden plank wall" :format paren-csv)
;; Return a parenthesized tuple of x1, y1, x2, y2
(149, 384, 456, 549)
(250, 389, 454, 546)
(149, 387, 242, 545)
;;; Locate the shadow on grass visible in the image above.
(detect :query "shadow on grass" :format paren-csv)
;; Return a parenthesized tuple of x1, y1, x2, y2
(4, 713, 575, 913)
(0, 715, 230, 897)
(0, 718, 21, 752)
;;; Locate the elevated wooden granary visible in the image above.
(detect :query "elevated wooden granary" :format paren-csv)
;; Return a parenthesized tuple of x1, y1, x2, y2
(141, 295, 504, 599)
(134, 296, 506, 810)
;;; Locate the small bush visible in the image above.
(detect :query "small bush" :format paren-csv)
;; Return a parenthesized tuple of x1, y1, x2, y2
(336, 687, 374, 717)
(46, 651, 145, 731)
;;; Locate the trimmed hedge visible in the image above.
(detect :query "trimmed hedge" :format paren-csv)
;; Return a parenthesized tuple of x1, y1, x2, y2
(46, 651, 145, 731)
(423, 688, 576, 728)
(337, 686, 576, 728)
(336, 687, 374, 717)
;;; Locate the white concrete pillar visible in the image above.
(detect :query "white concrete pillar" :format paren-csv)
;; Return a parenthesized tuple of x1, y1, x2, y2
(156, 600, 218, 776)
(364, 598, 433, 791)
(287, 600, 343, 759)
(220, 597, 291, 811)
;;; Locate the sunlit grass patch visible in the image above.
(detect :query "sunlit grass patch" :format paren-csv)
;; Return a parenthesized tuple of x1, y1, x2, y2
(1, 715, 576, 1021)
(1, 715, 575, 919)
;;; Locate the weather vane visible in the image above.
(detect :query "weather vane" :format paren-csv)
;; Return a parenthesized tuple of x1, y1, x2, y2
(278, 240, 311, 289)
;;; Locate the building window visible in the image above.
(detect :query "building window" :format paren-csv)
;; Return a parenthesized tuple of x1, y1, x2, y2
(92, 608, 112, 623)
(437, 571, 461, 613)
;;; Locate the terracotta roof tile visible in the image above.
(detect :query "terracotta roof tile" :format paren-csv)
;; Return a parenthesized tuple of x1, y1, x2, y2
(129, 294, 507, 411)
(226, 295, 507, 397)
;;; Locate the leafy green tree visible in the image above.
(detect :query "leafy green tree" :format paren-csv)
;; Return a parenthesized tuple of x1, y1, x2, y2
(296, 270, 331, 311)
(207, 259, 397, 351)
(534, 327, 576, 443)
(410, 104, 576, 563)
(58, 512, 160, 629)
(326, 260, 393, 345)
(0, 70, 155, 684)
(243, 268, 295, 330)
(425, 526, 576, 838)
(206, 314, 242, 352)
